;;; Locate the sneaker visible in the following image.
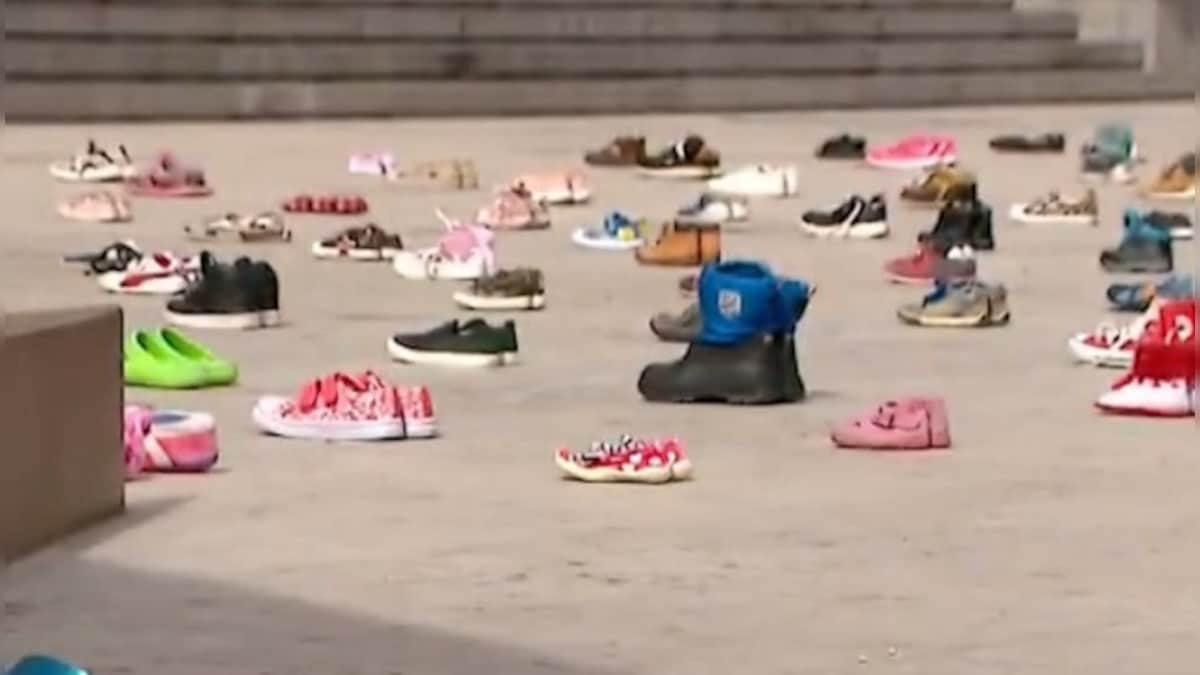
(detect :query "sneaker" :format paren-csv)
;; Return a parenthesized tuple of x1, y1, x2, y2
(636, 134, 721, 179)
(311, 223, 404, 260)
(920, 197, 995, 251)
(63, 240, 144, 275)
(799, 194, 889, 239)
(884, 244, 976, 285)
(124, 327, 237, 388)
(452, 268, 546, 311)
(899, 164, 977, 208)
(635, 223, 721, 267)
(649, 303, 701, 343)
(1095, 338, 1196, 418)
(1107, 275, 1195, 312)
(164, 253, 281, 330)
(896, 279, 1009, 328)
(815, 133, 866, 160)
(393, 212, 496, 280)
(866, 134, 956, 170)
(1068, 302, 1162, 368)
(705, 164, 798, 198)
(831, 397, 951, 450)
(1008, 189, 1098, 226)
(584, 136, 646, 167)
(676, 193, 749, 226)
(387, 319, 518, 367)
(554, 435, 692, 483)
(1139, 153, 1197, 201)
(571, 211, 646, 251)
(49, 139, 135, 182)
(96, 251, 199, 295)
(253, 371, 437, 440)
(476, 185, 551, 230)
(1081, 123, 1137, 184)
(988, 133, 1065, 153)
(509, 170, 591, 205)
(1143, 210, 1194, 240)
(1099, 210, 1173, 273)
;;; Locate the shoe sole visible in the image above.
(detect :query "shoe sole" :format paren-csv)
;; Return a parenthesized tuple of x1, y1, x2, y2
(1101, 264, 1173, 274)
(253, 398, 438, 440)
(1094, 402, 1195, 418)
(311, 242, 402, 261)
(799, 220, 889, 239)
(386, 338, 508, 368)
(1142, 189, 1197, 201)
(554, 454, 673, 484)
(636, 166, 721, 180)
(570, 228, 644, 251)
(1008, 204, 1098, 226)
(452, 291, 545, 311)
(98, 273, 188, 295)
(164, 309, 280, 330)
(899, 311, 1010, 328)
(867, 155, 956, 171)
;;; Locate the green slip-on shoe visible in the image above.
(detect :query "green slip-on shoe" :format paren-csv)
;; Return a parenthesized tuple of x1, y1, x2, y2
(153, 327, 238, 386)
(124, 330, 209, 389)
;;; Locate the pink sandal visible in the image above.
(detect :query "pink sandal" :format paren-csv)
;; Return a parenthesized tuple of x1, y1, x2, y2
(58, 191, 132, 223)
(509, 169, 592, 205)
(476, 185, 551, 230)
(831, 397, 951, 450)
(127, 152, 214, 197)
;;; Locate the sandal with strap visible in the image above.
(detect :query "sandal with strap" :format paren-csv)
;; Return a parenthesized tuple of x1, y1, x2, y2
(57, 190, 133, 223)
(311, 223, 405, 260)
(127, 152, 214, 197)
(185, 212, 292, 243)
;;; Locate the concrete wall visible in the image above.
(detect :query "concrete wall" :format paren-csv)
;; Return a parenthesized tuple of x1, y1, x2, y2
(0, 307, 125, 563)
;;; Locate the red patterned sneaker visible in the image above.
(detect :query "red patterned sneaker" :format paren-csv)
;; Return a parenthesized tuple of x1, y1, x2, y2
(253, 370, 437, 440)
(554, 435, 692, 483)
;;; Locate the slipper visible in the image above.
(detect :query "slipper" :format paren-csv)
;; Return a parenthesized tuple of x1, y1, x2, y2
(390, 159, 480, 190)
(126, 152, 213, 197)
(510, 169, 591, 205)
(57, 191, 133, 223)
(49, 140, 136, 183)
(349, 151, 396, 176)
(311, 223, 404, 260)
(125, 404, 219, 473)
(282, 193, 368, 215)
(185, 212, 291, 242)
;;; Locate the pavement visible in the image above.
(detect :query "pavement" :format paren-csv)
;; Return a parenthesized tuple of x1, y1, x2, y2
(1, 103, 1198, 675)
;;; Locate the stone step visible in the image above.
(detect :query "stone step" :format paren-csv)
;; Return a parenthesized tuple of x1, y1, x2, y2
(5, 38, 1142, 79)
(6, 2, 1078, 40)
(6, 70, 1181, 121)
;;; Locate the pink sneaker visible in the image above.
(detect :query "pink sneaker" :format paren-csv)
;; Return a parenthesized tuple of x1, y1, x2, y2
(476, 185, 551, 230)
(831, 397, 951, 450)
(554, 435, 692, 483)
(123, 405, 152, 479)
(253, 370, 437, 440)
(509, 169, 592, 205)
(143, 409, 220, 472)
(867, 135, 957, 170)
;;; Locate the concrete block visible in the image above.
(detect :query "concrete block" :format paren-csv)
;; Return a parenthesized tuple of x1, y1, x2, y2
(0, 306, 125, 563)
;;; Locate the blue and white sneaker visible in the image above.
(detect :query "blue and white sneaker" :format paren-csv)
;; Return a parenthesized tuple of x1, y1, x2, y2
(676, 193, 749, 226)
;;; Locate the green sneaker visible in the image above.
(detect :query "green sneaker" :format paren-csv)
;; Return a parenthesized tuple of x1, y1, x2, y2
(153, 327, 238, 385)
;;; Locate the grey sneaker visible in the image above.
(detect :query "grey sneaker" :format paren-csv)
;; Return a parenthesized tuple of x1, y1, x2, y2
(649, 303, 700, 343)
(897, 280, 1009, 328)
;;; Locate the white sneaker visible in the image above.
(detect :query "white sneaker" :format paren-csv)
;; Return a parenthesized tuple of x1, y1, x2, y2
(705, 164, 798, 198)
(393, 212, 496, 281)
(675, 193, 750, 225)
(1096, 375, 1194, 417)
(1068, 304, 1158, 368)
(96, 253, 198, 295)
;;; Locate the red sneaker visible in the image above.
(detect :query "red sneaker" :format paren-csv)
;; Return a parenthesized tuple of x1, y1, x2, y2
(884, 244, 977, 285)
(554, 435, 692, 483)
(1095, 337, 1196, 417)
(252, 370, 437, 440)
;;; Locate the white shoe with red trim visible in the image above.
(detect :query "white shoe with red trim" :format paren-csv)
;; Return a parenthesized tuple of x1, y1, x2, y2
(96, 252, 199, 295)
(1068, 304, 1160, 368)
(554, 435, 693, 484)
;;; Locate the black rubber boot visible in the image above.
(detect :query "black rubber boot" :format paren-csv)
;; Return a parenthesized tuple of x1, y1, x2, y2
(637, 332, 792, 405)
(777, 332, 807, 403)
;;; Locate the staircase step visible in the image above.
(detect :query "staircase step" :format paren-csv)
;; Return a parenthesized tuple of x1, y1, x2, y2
(5, 38, 1142, 80)
(6, 70, 1181, 121)
(6, 2, 1077, 40)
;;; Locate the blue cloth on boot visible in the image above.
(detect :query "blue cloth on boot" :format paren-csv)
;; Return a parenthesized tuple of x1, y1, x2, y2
(697, 260, 810, 345)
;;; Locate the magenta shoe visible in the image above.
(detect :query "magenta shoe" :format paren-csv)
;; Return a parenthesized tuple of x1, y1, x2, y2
(831, 397, 951, 450)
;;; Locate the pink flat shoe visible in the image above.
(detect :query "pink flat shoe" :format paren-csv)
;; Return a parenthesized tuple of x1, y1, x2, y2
(476, 185, 551, 230)
(510, 169, 592, 205)
(140, 408, 220, 472)
(831, 396, 951, 450)
(866, 135, 957, 170)
(123, 405, 152, 479)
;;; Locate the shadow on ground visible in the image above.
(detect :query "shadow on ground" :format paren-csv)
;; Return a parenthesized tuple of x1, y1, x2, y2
(1, 499, 624, 675)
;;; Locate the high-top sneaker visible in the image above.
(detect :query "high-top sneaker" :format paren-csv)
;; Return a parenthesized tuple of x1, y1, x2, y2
(1100, 211, 1173, 273)
(637, 331, 794, 404)
(635, 223, 721, 266)
(920, 197, 994, 252)
(1095, 337, 1196, 417)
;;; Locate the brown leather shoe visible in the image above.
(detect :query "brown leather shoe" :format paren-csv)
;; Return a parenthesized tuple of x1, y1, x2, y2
(585, 136, 646, 167)
(635, 223, 721, 266)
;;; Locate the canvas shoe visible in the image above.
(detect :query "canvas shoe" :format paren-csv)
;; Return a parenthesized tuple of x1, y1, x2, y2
(1009, 189, 1098, 226)
(254, 371, 437, 440)
(866, 134, 956, 170)
(884, 244, 976, 285)
(799, 194, 889, 239)
(476, 186, 551, 230)
(452, 268, 546, 311)
(164, 253, 281, 330)
(1099, 210, 1173, 274)
(1095, 339, 1196, 418)
(897, 279, 1009, 328)
(388, 319, 518, 367)
(705, 164, 798, 198)
(676, 193, 749, 226)
(831, 397, 951, 450)
(1068, 302, 1162, 368)
(96, 251, 198, 295)
(572, 211, 646, 251)
(393, 212, 497, 280)
(637, 134, 721, 179)
(554, 435, 692, 483)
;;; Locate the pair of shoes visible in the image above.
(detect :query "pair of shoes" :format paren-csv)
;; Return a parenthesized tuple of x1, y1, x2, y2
(640, 261, 811, 405)
(555, 435, 693, 484)
(124, 327, 236, 388)
(1095, 300, 1197, 417)
(800, 193, 890, 239)
(635, 222, 721, 266)
(832, 398, 951, 451)
(388, 318, 519, 367)
(253, 371, 437, 440)
(1100, 210, 1174, 273)
(897, 279, 1010, 328)
(124, 405, 219, 474)
(452, 268, 546, 310)
(165, 252, 281, 330)
(394, 212, 496, 280)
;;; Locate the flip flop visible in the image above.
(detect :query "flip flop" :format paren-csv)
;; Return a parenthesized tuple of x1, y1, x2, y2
(57, 191, 133, 223)
(185, 212, 291, 242)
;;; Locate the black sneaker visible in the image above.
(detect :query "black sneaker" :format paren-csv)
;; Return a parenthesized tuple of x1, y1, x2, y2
(164, 253, 281, 329)
(921, 198, 995, 252)
(637, 331, 803, 405)
(388, 319, 517, 367)
(988, 133, 1065, 153)
(1099, 236, 1173, 274)
(799, 193, 889, 239)
(815, 134, 866, 160)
